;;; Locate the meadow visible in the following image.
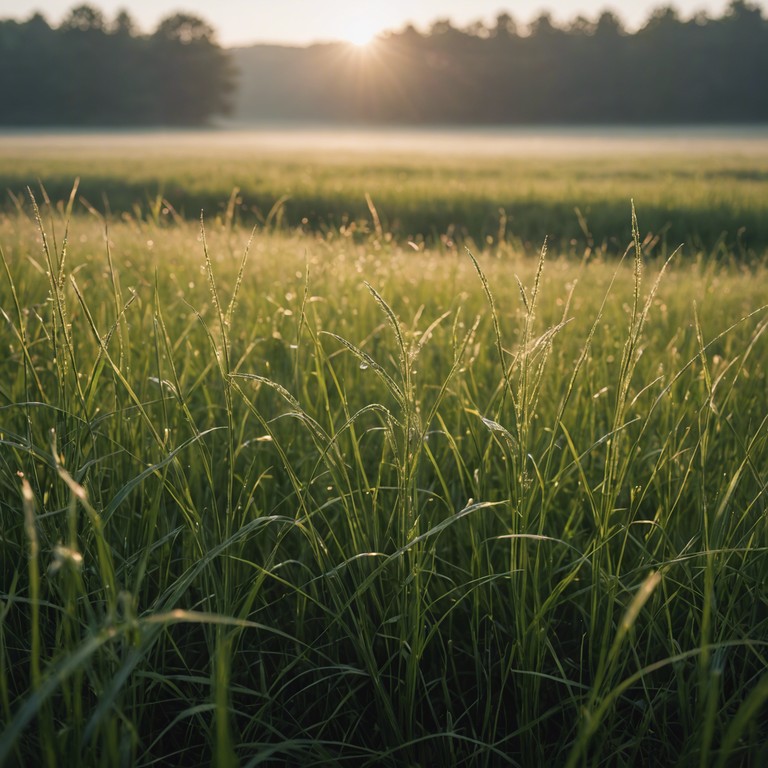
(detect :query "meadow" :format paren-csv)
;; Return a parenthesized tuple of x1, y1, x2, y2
(2, 128, 768, 257)
(1, 132, 767, 766)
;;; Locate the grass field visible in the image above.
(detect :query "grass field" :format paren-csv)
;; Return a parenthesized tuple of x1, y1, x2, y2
(1, 133, 767, 766)
(2, 129, 768, 256)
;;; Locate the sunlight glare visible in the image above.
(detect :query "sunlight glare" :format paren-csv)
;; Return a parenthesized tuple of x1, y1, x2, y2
(341, 17, 381, 48)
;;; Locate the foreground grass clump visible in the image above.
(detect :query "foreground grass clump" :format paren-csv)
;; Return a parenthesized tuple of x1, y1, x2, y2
(1, 206, 767, 767)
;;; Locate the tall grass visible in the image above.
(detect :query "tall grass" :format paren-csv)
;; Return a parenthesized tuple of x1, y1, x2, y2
(1, 197, 767, 766)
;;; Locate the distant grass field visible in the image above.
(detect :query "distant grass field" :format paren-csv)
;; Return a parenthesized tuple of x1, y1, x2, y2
(2, 189, 767, 766)
(2, 129, 768, 256)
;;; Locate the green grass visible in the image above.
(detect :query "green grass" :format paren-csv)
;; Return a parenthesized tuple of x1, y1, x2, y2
(1, 182, 767, 767)
(2, 132, 768, 256)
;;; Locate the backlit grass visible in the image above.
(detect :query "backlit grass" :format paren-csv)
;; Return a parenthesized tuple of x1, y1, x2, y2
(1, 193, 767, 766)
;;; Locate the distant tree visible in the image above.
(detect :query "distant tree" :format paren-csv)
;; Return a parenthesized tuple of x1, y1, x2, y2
(464, 20, 490, 38)
(25, 11, 50, 33)
(111, 9, 137, 37)
(106, 9, 151, 122)
(726, 0, 764, 21)
(429, 18, 460, 38)
(398, 24, 423, 43)
(61, 4, 105, 32)
(492, 12, 518, 38)
(567, 15, 595, 36)
(641, 5, 681, 32)
(1, 14, 60, 124)
(690, 10, 712, 25)
(717, 0, 768, 118)
(528, 11, 559, 37)
(149, 13, 235, 124)
(0, 4, 234, 126)
(595, 11, 624, 36)
(154, 13, 216, 44)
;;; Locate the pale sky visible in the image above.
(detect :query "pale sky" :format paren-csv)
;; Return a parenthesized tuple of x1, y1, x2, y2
(1, 1, 762, 47)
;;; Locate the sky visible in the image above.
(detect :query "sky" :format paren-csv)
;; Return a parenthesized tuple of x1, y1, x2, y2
(1, 1, 763, 47)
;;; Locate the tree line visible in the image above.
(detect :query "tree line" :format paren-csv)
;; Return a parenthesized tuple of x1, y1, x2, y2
(234, 0, 768, 125)
(0, 5, 234, 126)
(2, 2, 767, 126)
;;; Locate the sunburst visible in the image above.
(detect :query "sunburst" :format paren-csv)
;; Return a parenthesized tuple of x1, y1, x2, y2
(341, 17, 382, 48)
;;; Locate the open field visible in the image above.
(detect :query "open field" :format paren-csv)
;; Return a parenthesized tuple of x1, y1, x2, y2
(2, 128, 768, 256)
(1, 136, 768, 766)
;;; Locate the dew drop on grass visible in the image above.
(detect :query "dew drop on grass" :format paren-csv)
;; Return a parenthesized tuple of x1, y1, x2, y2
(360, 363, 369, 370)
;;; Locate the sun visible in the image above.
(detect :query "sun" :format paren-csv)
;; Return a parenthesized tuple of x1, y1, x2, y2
(341, 17, 381, 48)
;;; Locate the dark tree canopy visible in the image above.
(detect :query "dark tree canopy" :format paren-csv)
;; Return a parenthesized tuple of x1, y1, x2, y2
(2, 2, 767, 126)
(0, 4, 235, 126)
(232, 0, 768, 125)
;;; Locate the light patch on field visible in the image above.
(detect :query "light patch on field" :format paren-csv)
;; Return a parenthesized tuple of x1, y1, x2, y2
(2, 126, 768, 159)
